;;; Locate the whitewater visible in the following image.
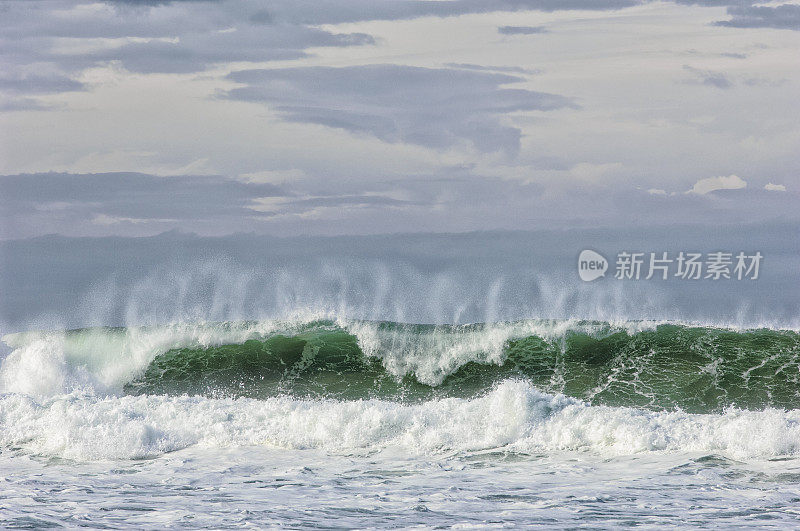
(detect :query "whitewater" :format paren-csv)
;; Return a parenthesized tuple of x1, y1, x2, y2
(3, 316, 800, 527)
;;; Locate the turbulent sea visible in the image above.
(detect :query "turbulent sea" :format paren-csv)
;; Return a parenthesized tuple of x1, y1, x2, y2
(3, 317, 800, 528)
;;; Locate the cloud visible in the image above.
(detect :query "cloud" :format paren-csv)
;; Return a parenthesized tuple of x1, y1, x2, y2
(764, 182, 786, 191)
(0, 172, 287, 237)
(0, 0, 624, 114)
(498, 26, 548, 35)
(0, 97, 58, 112)
(80, 26, 375, 74)
(1, 0, 793, 86)
(225, 65, 574, 155)
(443, 63, 537, 74)
(0, 74, 86, 94)
(0, 0, 641, 77)
(2, 169, 799, 239)
(687, 174, 747, 194)
(103, 0, 641, 25)
(1, 0, 794, 115)
(248, 194, 417, 218)
(0, 73, 87, 112)
(237, 169, 307, 185)
(92, 213, 176, 225)
(568, 162, 623, 182)
(0, 1, 379, 111)
(682, 65, 733, 89)
(109, 1, 212, 5)
(715, 5, 800, 31)
(2, 0, 800, 240)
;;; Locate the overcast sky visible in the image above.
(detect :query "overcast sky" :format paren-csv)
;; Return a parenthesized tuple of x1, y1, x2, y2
(1, 0, 799, 238)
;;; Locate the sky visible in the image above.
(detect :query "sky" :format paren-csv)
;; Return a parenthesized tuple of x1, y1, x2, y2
(1, 0, 799, 238)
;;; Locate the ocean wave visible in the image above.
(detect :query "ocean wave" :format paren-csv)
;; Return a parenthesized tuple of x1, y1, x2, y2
(2, 379, 799, 461)
(1, 319, 798, 412)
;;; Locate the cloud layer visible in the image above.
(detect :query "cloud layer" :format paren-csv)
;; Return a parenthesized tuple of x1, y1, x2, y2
(3, 0, 796, 110)
(687, 174, 747, 194)
(1, 0, 799, 238)
(225, 65, 573, 154)
(1, 171, 796, 239)
(715, 4, 800, 31)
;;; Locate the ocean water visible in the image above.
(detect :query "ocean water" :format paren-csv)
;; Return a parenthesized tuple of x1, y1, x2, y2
(3, 317, 800, 528)
(1, 228, 799, 527)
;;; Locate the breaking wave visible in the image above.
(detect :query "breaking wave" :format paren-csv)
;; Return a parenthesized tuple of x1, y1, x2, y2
(1, 318, 799, 460)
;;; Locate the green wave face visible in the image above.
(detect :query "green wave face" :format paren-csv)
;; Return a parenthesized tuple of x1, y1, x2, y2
(123, 322, 800, 413)
(123, 328, 403, 401)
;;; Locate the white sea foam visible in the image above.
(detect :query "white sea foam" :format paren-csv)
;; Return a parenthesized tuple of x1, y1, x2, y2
(1, 379, 799, 461)
(0, 320, 292, 397)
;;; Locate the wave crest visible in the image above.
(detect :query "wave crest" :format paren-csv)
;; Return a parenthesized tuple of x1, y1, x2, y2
(2, 319, 798, 413)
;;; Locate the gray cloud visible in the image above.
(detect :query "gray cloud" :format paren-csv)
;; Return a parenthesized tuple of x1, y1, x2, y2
(498, 25, 548, 34)
(0, 1, 378, 108)
(110, 1, 213, 4)
(81, 26, 375, 74)
(271, 195, 415, 210)
(444, 63, 537, 74)
(2, 170, 797, 240)
(0, 97, 57, 112)
(683, 65, 733, 89)
(0, 74, 85, 95)
(225, 65, 574, 155)
(0, 0, 792, 113)
(105, 0, 641, 25)
(248, 193, 421, 220)
(0, 0, 639, 94)
(673, 0, 752, 5)
(2, 0, 799, 242)
(715, 5, 800, 31)
(0, 172, 286, 238)
(720, 52, 747, 59)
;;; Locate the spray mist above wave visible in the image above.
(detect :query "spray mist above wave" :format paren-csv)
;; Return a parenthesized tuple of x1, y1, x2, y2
(2, 319, 798, 413)
(15, 251, 793, 335)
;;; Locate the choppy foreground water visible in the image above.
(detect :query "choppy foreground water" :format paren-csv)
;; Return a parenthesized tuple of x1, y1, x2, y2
(4, 447, 800, 528)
